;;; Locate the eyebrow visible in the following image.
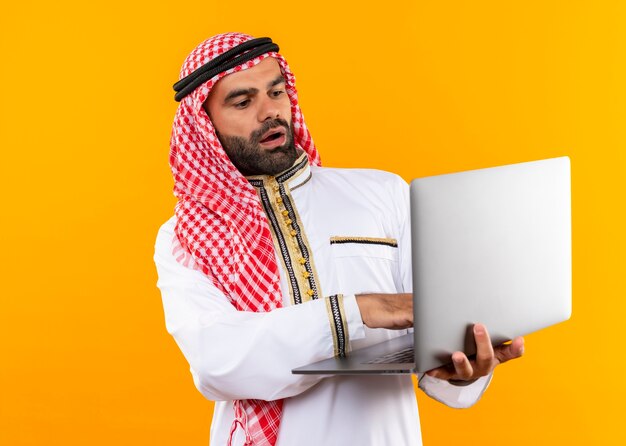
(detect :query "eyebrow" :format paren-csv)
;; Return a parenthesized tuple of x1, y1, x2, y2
(268, 75, 285, 88)
(224, 87, 258, 103)
(223, 75, 286, 103)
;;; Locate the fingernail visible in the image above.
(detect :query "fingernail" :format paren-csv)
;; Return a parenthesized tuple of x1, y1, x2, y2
(474, 324, 484, 335)
(453, 355, 463, 364)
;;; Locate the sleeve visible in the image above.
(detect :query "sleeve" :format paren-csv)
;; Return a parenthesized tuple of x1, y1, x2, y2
(154, 218, 365, 402)
(417, 373, 493, 408)
(393, 176, 494, 408)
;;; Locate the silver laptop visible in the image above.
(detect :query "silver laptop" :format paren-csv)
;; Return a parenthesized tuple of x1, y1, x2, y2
(292, 156, 572, 375)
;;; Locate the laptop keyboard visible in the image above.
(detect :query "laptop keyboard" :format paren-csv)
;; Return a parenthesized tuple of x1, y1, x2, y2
(365, 347, 414, 364)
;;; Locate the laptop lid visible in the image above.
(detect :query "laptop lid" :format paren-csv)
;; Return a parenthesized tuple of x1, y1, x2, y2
(411, 156, 572, 372)
(293, 156, 572, 375)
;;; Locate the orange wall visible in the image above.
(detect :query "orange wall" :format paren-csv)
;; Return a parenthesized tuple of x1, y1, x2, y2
(1, 1, 624, 444)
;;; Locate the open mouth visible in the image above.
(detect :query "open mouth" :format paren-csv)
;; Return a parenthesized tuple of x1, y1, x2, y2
(259, 128, 286, 144)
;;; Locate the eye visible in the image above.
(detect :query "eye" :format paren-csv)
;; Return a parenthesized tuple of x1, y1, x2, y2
(271, 89, 286, 98)
(234, 99, 250, 109)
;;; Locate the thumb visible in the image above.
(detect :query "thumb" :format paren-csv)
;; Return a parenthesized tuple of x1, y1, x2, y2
(495, 337, 525, 364)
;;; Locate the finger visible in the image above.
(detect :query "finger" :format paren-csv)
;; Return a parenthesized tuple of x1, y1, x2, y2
(495, 336, 525, 364)
(473, 323, 495, 374)
(451, 351, 473, 380)
(426, 368, 445, 379)
(425, 359, 458, 380)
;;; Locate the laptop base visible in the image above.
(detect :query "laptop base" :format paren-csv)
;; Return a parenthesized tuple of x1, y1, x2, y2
(292, 333, 415, 375)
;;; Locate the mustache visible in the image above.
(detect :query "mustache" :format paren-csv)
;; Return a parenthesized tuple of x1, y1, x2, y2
(250, 118, 291, 143)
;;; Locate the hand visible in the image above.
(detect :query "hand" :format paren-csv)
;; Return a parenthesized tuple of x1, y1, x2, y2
(425, 323, 524, 382)
(355, 293, 413, 329)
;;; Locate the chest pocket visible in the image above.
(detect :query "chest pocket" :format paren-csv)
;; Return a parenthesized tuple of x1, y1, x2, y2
(329, 236, 400, 294)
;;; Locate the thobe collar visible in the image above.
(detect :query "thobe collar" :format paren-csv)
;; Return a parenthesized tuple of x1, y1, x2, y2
(244, 150, 322, 306)
(246, 151, 311, 191)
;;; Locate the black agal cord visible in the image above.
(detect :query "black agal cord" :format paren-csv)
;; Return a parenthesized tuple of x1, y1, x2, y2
(173, 37, 279, 102)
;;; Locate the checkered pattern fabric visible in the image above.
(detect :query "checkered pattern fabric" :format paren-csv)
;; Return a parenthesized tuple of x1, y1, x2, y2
(169, 32, 320, 446)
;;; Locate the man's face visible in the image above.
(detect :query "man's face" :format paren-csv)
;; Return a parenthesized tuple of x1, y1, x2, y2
(204, 57, 297, 176)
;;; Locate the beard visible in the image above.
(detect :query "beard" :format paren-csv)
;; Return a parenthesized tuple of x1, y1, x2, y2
(216, 118, 299, 176)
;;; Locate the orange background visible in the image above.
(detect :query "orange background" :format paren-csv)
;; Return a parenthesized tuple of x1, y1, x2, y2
(1, 1, 624, 444)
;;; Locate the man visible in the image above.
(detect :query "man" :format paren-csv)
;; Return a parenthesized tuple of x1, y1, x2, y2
(155, 33, 524, 445)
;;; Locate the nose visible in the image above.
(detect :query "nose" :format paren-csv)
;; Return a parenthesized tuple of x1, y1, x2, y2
(257, 95, 281, 122)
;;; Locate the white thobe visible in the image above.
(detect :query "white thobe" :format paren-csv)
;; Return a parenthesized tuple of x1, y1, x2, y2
(154, 154, 491, 446)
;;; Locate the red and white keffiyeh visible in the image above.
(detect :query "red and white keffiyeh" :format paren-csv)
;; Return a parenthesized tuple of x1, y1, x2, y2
(169, 32, 320, 445)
